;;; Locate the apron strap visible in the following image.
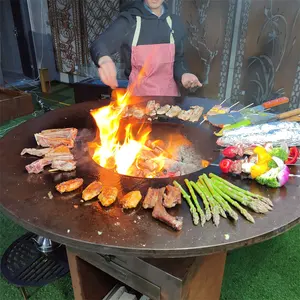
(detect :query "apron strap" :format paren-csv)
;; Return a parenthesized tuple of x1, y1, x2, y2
(132, 16, 142, 47)
(166, 16, 175, 44)
(132, 16, 175, 46)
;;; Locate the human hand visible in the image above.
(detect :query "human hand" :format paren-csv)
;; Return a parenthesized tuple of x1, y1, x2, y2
(181, 73, 202, 89)
(98, 56, 118, 89)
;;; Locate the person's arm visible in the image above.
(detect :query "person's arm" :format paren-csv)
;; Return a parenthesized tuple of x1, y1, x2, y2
(173, 36, 189, 84)
(90, 17, 129, 67)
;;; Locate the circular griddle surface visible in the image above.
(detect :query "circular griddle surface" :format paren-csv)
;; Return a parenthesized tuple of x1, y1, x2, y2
(0, 98, 299, 258)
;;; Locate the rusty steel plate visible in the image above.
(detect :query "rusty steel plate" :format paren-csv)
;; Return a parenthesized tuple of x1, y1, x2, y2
(0, 97, 299, 258)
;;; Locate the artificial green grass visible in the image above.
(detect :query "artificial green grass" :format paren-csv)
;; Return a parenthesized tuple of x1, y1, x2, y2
(1, 83, 299, 299)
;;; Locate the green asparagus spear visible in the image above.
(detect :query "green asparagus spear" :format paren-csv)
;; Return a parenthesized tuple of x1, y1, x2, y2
(211, 178, 270, 214)
(197, 178, 221, 226)
(209, 173, 273, 207)
(173, 181, 199, 225)
(202, 174, 239, 221)
(213, 184, 255, 223)
(198, 176, 227, 219)
(190, 181, 212, 221)
(184, 179, 206, 227)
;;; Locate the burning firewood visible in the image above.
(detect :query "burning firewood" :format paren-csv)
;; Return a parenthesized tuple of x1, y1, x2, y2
(98, 186, 118, 207)
(82, 181, 103, 201)
(55, 178, 83, 194)
(163, 185, 182, 208)
(120, 191, 142, 209)
(152, 198, 183, 231)
(143, 187, 166, 209)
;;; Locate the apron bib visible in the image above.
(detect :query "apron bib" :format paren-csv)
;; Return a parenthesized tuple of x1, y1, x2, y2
(128, 16, 179, 97)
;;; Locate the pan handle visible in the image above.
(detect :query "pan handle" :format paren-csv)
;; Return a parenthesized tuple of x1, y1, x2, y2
(277, 108, 300, 120)
(262, 97, 289, 109)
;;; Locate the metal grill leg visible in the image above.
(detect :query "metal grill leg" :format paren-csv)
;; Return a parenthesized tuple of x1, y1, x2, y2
(32, 236, 60, 253)
(19, 287, 28, 300)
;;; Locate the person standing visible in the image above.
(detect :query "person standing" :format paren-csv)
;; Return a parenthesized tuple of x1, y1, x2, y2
(90, 0, 202, 96)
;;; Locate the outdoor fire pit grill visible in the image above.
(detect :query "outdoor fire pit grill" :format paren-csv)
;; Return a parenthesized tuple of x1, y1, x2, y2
(0, 97, 299, 300)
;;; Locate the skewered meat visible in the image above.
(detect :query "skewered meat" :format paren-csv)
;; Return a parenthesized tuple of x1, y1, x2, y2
(166, 106, 182, 118)
(146, 100, 160, 116)
(178, 109, 194, 121)
(55, 178, 83, 194)
(157, 105, 171, 115)
(82, 181, 103, 201)
(152, 199, 183, 231)
(98, 186, 118, 207)
(40, 128, 78, 140)
(189, 106, 204, 122)
(45, 145, 74, 160)
(25, 158, 52, 174)
(132, 107, 145, 119)
(34, 134, 75, 148)
(51, 160, 76, 172)
(143, 187, 166, 209)
(120, 191, 142, 209)
(163, 185, 182, 208)
(21, 148, 51, 157)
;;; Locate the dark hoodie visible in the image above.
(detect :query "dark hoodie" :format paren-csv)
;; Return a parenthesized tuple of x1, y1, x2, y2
(90, 0, 189, 84)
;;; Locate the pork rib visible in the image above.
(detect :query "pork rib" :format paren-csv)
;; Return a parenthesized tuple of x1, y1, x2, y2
(51, 160, 76, 172)
(21, 148, 51, 157)
(143, 187, 165, 209)
(152, 199, 183, 231)
(163, 185, 182, 208)
(45, 145, 74, 160)
(25, 158, 52, 174)
(40, 128, 78, 140)
(34, 134, 74, 148)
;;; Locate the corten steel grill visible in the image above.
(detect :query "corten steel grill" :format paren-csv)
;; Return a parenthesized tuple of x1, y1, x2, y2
(1, 97, 300, 299)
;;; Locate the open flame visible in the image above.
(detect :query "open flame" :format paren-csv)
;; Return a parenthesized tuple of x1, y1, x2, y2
(90, 91, 166, 177)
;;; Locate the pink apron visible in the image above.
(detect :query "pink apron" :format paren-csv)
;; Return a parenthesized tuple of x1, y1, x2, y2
(128, 16, 179, 97)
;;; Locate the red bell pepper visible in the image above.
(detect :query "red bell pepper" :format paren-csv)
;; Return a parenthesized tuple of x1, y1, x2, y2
(285, 147, 299, 165)
(222, 146, 238, 158)
(219, 159, 233, 173)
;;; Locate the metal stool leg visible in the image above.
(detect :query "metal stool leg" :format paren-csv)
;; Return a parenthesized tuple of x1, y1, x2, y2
(19, 287, 29, 300)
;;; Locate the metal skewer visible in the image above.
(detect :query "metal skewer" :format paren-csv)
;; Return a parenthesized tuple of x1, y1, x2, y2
(229, 101, 240, 110)
(220, 97, 231, 106)
(238, 103, 254, 112)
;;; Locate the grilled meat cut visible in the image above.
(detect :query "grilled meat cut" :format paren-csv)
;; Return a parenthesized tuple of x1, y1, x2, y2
(146, 100, 160, 116)
(152, 199, 183, 231)
(34, 134, 75, 148)
(40, 128, 78, 140)
(55, 178, 83, 194)
(163, 185, 182, 208)
(82, 181, 103, 201)
(166, 106, 182, 118)
(157, 105, 171, 115)
(178, 109, 193, 121)
(21, 148, 51, 157)
(98, 186, 118, 207)
(45, 145, 74, 160)
(189, 106, 204, 122)
(143, 187, 166, 209)
(51, 160, 76, 172)
(120, 191, 142, 209)
(25, 158, 52, 174)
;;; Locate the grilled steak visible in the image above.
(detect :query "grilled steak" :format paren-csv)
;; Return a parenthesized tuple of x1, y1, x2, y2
(143, 187, 166, 209)
(189, 106, 204, 122)
(45, 145, 74, 160)
(156, 104, 171, 115)
(152, 199, 183, 231)
(163, 185, 182, 208)
(40, 128, 78, 140)
(178, 109, 193, 121)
